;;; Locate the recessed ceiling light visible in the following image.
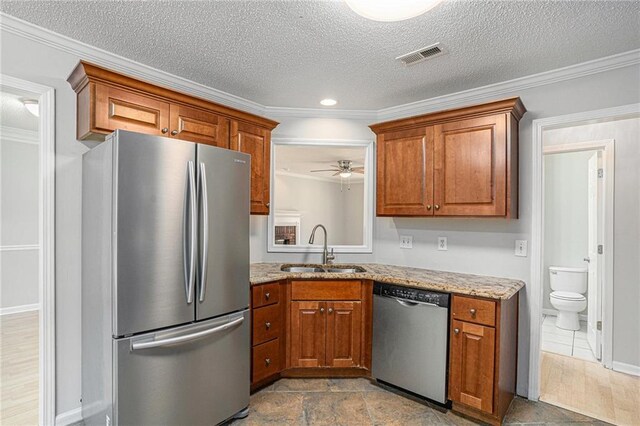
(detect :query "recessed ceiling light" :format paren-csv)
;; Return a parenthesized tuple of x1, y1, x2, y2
(345, 0, 443, 22)
(22, 99, 39, 117)
(320, 99, 337, 106)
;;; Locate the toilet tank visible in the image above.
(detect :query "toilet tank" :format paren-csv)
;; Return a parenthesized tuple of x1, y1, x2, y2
(549, 266, 588, 293)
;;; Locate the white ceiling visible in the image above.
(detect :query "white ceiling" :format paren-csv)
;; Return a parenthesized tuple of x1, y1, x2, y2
(275, 144, 366, 181)
(1, 1, 639, 110)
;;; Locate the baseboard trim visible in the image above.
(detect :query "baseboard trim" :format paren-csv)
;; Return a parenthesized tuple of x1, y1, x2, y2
(612, 361, 640, 377)
(55, 407, 82, 426)
(0, 303, 40, 316)
(542, 308, 587, 322)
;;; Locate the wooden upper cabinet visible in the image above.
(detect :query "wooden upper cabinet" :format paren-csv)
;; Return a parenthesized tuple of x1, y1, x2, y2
(377, 127, 434, 216)
(168, 104, 229, 146)
(230, 121, 271, 215)
(433, 114, 507, 216)
(370, 98, 524, 218)
(449, 319, 496, 414)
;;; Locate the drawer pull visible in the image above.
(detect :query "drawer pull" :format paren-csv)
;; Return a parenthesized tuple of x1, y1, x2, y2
(454, 328, 460, 334)
(470, 308, 477, 317)
(328, 308, 333, 314)
(265, 292, 270, 300)
(265, 322, 271, 330)
(265, 358, 271, 366)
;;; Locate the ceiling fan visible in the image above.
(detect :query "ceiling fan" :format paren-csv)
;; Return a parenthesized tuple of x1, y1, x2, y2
(310, 160, 364, 178)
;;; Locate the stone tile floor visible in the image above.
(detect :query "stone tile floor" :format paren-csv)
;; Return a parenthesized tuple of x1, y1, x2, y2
(229, 378, 609, 426)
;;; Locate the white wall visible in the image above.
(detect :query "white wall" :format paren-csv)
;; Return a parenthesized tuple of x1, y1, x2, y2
(274, 173, 363, 246)
(0, 120, 40, 309)
(1, 22, 639, 417)
(544, 118, 640, 370)
(543, 151, 592, 312)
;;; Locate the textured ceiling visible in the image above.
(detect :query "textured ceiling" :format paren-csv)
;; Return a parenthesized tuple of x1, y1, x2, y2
(1, 1, 639, 110)
(0, 91, 39, 131)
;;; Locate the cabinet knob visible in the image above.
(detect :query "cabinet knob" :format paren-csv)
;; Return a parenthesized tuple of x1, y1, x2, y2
(427, 204, 432, 210)
(264, 292, 270, 300)
(434, 204, 440, 210)
(171, 130, 178, 136)
(320, 307, 325, 313)
(161, 127, 168, 134)
(265, 322, 271, 330)
(328, 308, 333, 314)
(454, 328, 460, 334)
(265, 358, 271, 366)
(470, 308, 477, 316)
(266, 202, 270, 207)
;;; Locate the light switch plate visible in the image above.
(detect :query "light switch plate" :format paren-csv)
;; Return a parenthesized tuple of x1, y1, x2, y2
(400, 235, 413, 249)
(515, 240, 528, 257)
(438, 237, 448, 251)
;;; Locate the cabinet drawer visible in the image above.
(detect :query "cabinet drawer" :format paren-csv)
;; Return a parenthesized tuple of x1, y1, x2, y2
(291, 281, 361, 301)
(452, 295, 496, 327)
(252, 282, 280, 308)
(252, 339, 280, 383)
(252, 303, 281, 346)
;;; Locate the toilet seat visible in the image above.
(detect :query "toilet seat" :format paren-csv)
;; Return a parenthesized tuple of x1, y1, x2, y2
(550, 291, 586, 302)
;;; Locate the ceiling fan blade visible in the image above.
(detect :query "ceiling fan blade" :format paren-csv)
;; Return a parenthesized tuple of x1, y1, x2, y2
(352, 167, 365, 171)
(333, 171, 342, 176)
(353, 170, 365, 174)
(310, 168, 340, 172)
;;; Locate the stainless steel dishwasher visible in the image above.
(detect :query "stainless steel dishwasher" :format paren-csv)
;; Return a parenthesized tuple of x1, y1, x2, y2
(372, 282, 450, 404)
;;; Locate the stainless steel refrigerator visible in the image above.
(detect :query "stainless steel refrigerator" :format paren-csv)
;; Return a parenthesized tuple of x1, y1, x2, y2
(82, 130, 250, 426)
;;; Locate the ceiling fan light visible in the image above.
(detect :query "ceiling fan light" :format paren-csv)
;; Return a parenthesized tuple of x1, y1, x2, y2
(23, 99, 40, 117)
(345, 0, 443, 22)
(339, 171, 352, 178)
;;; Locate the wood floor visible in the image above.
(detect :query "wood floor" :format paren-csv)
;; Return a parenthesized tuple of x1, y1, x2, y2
(0, 310, 39, 426)
(540, 350, 640, 425)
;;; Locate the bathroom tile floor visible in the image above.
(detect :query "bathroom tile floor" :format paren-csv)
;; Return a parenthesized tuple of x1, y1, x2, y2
(541, 315, 597, 362)
(230, 378, 609, 425)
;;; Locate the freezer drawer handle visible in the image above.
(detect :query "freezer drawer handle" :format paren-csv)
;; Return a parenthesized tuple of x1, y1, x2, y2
(198, 162, 209, 303)
(130, 316, 245, 351)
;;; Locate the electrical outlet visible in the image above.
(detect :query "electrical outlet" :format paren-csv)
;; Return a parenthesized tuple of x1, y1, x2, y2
(400, 235, 413, 249)
(438, 237, 447, 251)
(515, 240, 528, 257)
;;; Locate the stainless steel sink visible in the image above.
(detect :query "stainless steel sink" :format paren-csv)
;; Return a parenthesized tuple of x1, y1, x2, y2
(325, 266, 367, 273)
(280, 265, 326, 273)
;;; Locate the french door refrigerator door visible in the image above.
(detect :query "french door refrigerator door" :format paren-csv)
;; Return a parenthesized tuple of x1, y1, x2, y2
(113, 131, 198, 337)
(114, 310, 250, 425)
(195, 144, 250, 321)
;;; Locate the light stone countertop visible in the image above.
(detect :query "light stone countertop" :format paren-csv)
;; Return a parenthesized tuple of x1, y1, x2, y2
(250, 263, 524, 300)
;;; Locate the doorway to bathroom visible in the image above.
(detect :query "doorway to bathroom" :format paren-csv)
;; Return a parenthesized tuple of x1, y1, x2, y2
(530, 105, 640, 424)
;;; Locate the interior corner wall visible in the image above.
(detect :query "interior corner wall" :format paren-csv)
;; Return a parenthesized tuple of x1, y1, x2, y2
(1, 22, 639, 417)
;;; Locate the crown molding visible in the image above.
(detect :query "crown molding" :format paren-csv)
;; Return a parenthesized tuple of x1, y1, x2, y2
(1, 12, 638, 124)
(0, 125, 39, 144)
(0, 12, 266, 117)
(376, 49, 640, 122)
(264, 106, 377, 121)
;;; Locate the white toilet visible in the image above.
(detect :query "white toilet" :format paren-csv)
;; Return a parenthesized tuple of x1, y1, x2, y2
(549, 266, 588, 330)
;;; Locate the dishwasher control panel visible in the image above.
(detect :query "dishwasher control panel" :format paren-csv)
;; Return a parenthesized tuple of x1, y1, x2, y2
(374, 282, 450, 308)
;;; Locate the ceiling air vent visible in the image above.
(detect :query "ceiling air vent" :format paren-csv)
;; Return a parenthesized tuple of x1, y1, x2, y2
(396, 43, 445, 66)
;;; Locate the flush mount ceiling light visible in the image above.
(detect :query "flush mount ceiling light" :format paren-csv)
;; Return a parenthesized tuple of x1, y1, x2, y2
(320, 98, 338, 106)
(22, 99, 39, 117)
(345, 0, 443, 22)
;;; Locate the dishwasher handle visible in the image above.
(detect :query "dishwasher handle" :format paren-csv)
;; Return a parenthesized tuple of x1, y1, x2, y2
(376, 294, 442, 308)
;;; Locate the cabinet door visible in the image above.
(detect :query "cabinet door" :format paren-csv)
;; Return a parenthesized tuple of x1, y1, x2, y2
(94, 84, 170, 136)
(230, 121, 271, 215)
(449, 319, 495, 414)
(433, 114, 507, 216)
(290, 301, 326, 367)
(377, 127, 434, 216)
(326, 301, 362, 368)
(169, 104, 229, 146)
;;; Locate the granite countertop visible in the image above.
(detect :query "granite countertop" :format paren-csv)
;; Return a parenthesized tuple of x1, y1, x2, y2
(250, 263, 524, 300)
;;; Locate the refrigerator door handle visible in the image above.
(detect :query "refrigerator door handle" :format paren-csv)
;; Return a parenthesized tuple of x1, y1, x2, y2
(183, 161, 197, 304)
(198, 162, 209, 303)
(130, 315, 244, 351)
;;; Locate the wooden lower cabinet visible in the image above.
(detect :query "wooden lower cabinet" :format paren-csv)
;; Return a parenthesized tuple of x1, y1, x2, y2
(326, 301, 362, 368)
(290, 301, 326, 367)
(250, 281, 285, 388)
(449, 294, 519, 425)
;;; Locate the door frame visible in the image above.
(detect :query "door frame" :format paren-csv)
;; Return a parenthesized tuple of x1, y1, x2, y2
(0, 74, 56, 425)
(528, 103, 639, 400)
